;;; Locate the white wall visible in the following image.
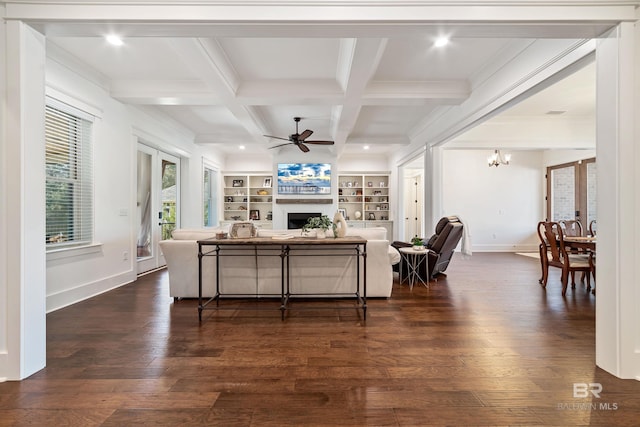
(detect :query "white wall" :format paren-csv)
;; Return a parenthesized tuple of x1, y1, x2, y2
(442, 149, 544, 252)
(44, 50, 224, 312)
(542, 149, 595, 166)
(441, 148, 598, 252)
(337, 153, 390, 172)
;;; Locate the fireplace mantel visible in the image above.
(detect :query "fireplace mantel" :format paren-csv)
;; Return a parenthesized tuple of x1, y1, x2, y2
(276, 198, 333, 204)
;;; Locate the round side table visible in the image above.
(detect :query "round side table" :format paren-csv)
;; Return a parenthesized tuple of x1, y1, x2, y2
(398, 247, 428, 289)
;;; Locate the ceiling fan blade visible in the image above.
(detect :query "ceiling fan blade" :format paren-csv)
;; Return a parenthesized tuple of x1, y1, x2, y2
(298, 129, 313, 141)
(264, 134, 290, 142)
(305, 140, 334, 145)
(268, 142, 294, 149)
(298, 142, 310, 153)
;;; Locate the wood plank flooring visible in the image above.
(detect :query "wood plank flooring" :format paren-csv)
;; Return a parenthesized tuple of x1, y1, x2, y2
(2, 252, 640, 426)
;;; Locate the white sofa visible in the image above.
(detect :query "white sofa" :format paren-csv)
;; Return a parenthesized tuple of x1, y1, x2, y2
(159, 225, 400, 299)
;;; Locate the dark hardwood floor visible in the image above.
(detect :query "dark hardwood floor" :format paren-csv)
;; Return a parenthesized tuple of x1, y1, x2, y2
(1, 252, 639, 426)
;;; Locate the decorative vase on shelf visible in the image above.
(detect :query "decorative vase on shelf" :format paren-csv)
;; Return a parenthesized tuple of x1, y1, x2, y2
(316, 229, 326, 239)
(333, 211, 347, 238)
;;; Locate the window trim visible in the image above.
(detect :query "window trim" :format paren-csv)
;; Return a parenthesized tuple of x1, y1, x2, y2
(45, 95, 95, 252)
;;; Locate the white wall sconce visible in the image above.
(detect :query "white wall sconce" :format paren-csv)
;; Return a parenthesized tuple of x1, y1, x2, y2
(488, 150, 511, 167)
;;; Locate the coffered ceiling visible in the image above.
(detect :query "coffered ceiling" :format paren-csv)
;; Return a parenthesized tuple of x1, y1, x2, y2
(17, 1, 623, 157)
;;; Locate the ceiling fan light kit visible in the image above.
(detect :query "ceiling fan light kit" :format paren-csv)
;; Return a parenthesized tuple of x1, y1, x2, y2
(264, 117, 335, 152)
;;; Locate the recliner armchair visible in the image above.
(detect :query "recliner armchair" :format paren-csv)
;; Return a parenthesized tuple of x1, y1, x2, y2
(392, 216, 464, 281)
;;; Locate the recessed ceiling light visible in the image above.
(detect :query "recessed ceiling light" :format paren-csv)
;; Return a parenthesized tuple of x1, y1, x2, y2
(239, 145, 245, 150)
(434, 37, 449, 48)
(363, 145, 370, 150)
(105, 35, 124, 46)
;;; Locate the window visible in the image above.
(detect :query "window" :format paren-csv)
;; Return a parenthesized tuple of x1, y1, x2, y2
(203, 166, 218, 226)
(45, 99, 93, 249)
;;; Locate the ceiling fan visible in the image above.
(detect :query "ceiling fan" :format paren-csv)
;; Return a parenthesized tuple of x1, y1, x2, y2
(264, 117, 335, 153)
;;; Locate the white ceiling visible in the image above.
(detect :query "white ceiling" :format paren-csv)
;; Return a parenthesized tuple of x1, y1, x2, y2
(37, 11, 604, 157)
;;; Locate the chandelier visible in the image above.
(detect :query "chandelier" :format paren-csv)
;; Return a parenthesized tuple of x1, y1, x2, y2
(487, 150, 511, 167)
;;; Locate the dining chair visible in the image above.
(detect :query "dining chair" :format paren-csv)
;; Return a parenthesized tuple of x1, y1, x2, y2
(589, 251, 596, 295)
(559, 219, 590, 285)
(536, 221, 550, 285)
(588, 219, 597, 294)
(539, 221, 591, 296)
(559, 219, 584, 237)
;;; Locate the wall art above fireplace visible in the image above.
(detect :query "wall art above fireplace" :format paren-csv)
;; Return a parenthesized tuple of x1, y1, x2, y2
(277, 163, 331, 195)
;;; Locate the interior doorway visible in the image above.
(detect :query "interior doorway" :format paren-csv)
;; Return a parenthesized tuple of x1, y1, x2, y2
(546, 157, 596, 228)
(400, 155, 425, 241)
(136, 143, 180, 274)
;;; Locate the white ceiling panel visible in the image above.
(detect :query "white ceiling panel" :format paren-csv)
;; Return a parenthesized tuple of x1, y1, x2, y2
(257, 105, 335, 138)
(374, 37, 515, 81)
(49, 37, 199, 80)
(157, 106, 248, 136)
(217, 38, 341, 80)
(352, 105, 439, 137)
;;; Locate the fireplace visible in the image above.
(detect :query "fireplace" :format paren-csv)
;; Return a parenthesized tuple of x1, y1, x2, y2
(287, 212, 321, 229)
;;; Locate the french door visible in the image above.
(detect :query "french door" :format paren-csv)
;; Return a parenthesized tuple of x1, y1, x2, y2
(136, 143, 180, 274)
(546, 158, 596, 228)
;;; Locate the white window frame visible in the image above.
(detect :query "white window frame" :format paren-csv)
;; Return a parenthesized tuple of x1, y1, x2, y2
(45, 96, 95, 252)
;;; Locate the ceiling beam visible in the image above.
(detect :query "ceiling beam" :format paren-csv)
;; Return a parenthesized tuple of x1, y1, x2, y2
(163, 37, 268, 142)
(8, 1, 636, 27)
(332, 38, 388, 154)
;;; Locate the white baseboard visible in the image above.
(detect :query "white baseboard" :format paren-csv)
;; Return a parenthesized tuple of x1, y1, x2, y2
(46, 270, 136, 313)
(465, 244, 539, 253)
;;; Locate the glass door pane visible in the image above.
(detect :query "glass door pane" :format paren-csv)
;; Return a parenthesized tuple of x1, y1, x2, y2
(547, 158, 596, 232)
(136, 150, 153, 258)
(550, 165, 576, 221)
(161, 159, 177, 241)
(203, 166, 218, 226)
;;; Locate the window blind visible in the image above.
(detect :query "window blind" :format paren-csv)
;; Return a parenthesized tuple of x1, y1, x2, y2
(45, 101, 93, 248)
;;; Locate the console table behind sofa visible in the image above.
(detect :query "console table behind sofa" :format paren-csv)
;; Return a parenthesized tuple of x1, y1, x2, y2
(197, 236, 368, 320)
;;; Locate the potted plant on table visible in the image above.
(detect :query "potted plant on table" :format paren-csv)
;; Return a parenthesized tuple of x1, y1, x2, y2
(302, 215, 335, 239)
(411, 237, 424, 250)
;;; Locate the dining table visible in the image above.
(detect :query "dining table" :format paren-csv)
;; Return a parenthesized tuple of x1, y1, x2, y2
(563, 235, 596, 252)
(563, 235, 596, 294)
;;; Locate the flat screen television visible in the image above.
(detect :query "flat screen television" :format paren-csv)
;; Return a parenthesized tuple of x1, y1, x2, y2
(277, 163, 331, 195)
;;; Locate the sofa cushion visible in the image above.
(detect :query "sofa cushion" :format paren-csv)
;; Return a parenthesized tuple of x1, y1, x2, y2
(345, 226, 387, 241)
(171, 227, 228, 240)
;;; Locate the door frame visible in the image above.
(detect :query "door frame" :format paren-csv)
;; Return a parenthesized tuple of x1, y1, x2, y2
(546, 157, 596, 225)
(136, 143, 180, 274)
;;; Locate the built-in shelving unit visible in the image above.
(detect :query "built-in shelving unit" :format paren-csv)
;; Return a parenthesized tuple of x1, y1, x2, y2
(222, 173, 273, 228)
(338, 173, 392, 237)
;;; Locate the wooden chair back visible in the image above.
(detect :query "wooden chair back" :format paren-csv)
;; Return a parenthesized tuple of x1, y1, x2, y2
(541, 221, 563, 266)
(589, 220, 597, 237)
(559, 220, 583, 237)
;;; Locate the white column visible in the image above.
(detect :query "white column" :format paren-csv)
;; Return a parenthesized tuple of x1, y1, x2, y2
(424, 145, 444, 233)
(2, 21, 47, 380)
(595, 22, 640, 380)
